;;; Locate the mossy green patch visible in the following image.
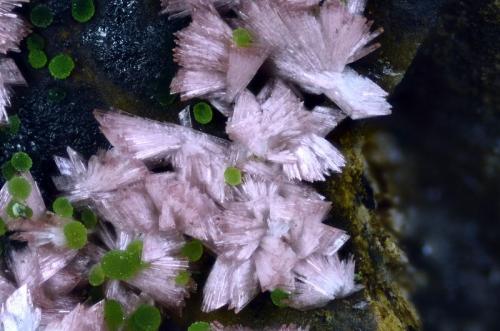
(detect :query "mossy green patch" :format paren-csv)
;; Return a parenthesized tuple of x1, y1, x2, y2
(6, 200, 33, 219)
(181, 240, 204, 262)
(53, 197, 74, 218)
(81, 208, 98, 229)
(101, 249, 142, 281)
(30, 5, 53, 28)
(224, 167, 242, 186)
(188, 322, 210, 331)
(0, 217, 7, 236)
(1, 162, 16, 181)
(49, 54, 75, 80)
(89, 263, 105, 286)
(72, 0, 96, 23)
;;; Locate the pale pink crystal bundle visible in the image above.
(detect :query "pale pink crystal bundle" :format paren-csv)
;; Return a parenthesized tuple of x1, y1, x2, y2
(228, 81, 345, 182)
(160, 0, 239, 18)
(0, 0, 29, 124)
(236, 0, 390, 119)
(170, 2, 269, 113)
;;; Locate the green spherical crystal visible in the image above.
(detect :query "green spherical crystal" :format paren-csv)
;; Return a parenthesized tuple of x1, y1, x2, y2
(6, 200, 33, 219)
(175, 271, 190, 286)
(2, 162, 16, 181)
(193, 102, 213, 125)
(30, 5, 53, 28)
(8, 177, 32, 200)
(101, 250, 141, 280)
(64, 221, 88, 249)
(89, 263, 105, 286)
(26, 34, 45, 51)
(181, 240, 204, 262)
(72, 0, 95, 23)
(53, 197, 74, 218)
(81, 208, 97, 229)
(104, 300, 125, 331)
(224, 166, 242, 186)
(49, 54, 75, 80)
(28, 50, 48, 69)
(0, 217, 7, 236)
(271, 288, 290, 307)
(126, 304, 161, 331)
(232, 28, 253, 48)
(10, 152, 33, 172)
(188, 322, 211, 331)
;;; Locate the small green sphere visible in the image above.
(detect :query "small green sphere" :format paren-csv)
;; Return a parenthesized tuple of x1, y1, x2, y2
(30, 5, 53, 28)
(101, 250, 141, 280)
(188, 322, 211, 331)
(1, 162, 16, 181)
(270, 288, 290, 307)
(64, 221, 88, 249)
(81, 208, 97, 229)
(175, 271, 190, 286)
(193, 102, 213, 125)
(0, 217, 7, 236)
(26, 34, 45, 51)
(89, 263, 105, 286)
(72, 0, 95, 23)
(126, 304, 161, 331)
(49, 54, 75, 80)
(53, 197, 74, 218)
(181, 240, 204, 262)
(224, 166, 242, 186)
(10, 152, 33, 172)
(28, 50, 48, 69)
(8, 177, 32, 200)
(7, 115, 21, 135)
(6, 200, 33, 219)
(232, 28, 253, 48)
(104, 300, 125, 331)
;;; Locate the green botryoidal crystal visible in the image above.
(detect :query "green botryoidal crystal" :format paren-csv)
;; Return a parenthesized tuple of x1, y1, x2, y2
(49, 54, 75, 80)
(10, 152, 32, 172)
(126, 304, 161, 331)
(71, 0, 95, 23)
(52, 197, 74, 218)
(89, 263, 105, 286)
(271, 288, 290, 307)
(224, 166, 242, 186)
(26, 33, 45, 51)
(101, 249, 142, 281)
(6, 115, 21, 135)
(63, 221, 88, 249)
(1, 162, 16, 181)
(232, 28, 253, 48)
(193, 102, 213, 125)
(175, 270, 191, 286)
(30, 5, 53, 28)
(6, 200, 33, 219)
(7, 176, 32, 200)
(104, 300, 125, 331)
(28, 50, 48, 69)
(181, 239, 204, 262)
(188, 322, 211, 331)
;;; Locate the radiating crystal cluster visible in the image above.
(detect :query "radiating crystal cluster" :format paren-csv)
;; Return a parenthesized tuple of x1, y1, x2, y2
(0, 0, 391, 329)
(0, 0, 29, 124)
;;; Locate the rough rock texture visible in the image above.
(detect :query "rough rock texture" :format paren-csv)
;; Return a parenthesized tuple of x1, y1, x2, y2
(0, 0, 445, 330)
